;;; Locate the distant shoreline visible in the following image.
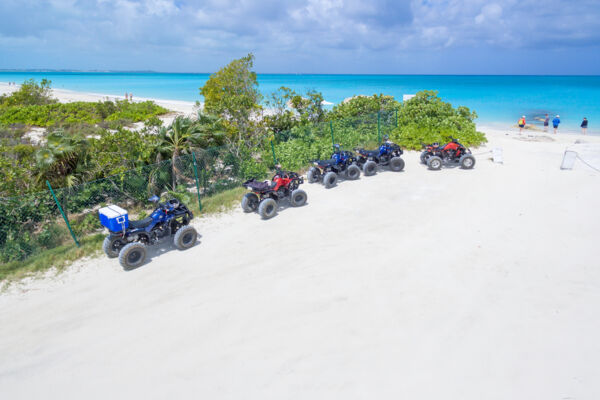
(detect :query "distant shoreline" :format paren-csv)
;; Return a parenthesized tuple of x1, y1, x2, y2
(2, 70, 600, 77)
(1, 81, 596, 135)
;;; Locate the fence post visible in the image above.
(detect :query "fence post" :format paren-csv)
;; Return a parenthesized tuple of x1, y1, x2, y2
(330, 121, 335, 152)
(191, 152, 203, 212)
(377, 111, 381, 144)
(270, 140, 278, 165)
(46, 180, 80, 247)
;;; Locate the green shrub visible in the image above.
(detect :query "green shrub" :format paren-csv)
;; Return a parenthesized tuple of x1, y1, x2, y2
(327, 94, 400, 121)
(0, 232, 34, 263)
(239, 157, 269, 180)
(167, 185, 195, 205)
(71, 213, 102, 236)
(390, 90, 486, 150)
(0, 79, 56, 106)
(0, 100, 168, 127)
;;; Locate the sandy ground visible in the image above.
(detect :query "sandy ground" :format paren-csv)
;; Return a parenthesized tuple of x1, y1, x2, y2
(1, 126, 599, 399)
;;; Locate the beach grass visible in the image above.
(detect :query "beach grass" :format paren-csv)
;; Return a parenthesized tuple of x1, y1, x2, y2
(0, 233, 105, 285)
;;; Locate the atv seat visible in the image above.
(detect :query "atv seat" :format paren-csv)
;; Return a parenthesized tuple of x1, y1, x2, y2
(358, 149, 380, 158)
(244, 179, 276, 192)
(316, 159, 338, 167)
(129, 217, 153, 229)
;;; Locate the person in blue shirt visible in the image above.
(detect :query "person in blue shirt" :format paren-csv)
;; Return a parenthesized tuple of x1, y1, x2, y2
(581, 117, 588, 135)
(552, 115, 560, 134)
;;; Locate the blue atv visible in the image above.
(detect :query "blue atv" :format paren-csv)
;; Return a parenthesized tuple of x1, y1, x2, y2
(99, 196, 197, 269)
(354, 136, 405, 176)
(307, 144, 361, 188)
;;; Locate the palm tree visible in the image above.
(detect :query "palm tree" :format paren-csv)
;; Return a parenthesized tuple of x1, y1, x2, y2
(156, 116, 203, 188)
(195, 110, 226, 147)
(35, 130, 89, 187)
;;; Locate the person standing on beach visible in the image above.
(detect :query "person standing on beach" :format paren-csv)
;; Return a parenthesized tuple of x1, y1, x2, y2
(581, 117, 588, 134)
(125, 92, 128, 101)
(518, 116, 526, 134)
(544, 114, 549, 132)
(552, 115, 560, 134)
(129, 93, 133, 101)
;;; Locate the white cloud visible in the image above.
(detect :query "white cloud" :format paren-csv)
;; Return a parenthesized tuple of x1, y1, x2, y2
(475, 4, 503, 24)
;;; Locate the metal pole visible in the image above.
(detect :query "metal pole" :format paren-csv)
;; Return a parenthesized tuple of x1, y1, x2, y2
(330, 121, 335, 152)
(46, 180, 80, 247)
(377, 111, 381, 144)
(270, 140, 278, 165)
(191, 152, 203, 212)
(395, 109, 398, 127)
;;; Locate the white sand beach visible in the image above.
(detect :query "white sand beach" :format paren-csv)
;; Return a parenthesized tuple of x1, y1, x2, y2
(0, 82, 197, 115)
(1, 125, 599, 398)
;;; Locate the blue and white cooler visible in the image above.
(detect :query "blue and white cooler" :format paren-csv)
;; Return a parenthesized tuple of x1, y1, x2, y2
(99, 205, 129, 232)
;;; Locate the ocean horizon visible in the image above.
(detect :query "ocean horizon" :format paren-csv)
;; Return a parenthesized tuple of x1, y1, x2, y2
(2, 71, 599, 132)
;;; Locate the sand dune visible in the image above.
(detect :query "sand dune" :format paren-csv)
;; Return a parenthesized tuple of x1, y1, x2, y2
(1, 128, 599, 399)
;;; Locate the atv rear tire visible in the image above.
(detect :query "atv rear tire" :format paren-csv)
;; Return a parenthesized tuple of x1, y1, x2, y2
(174, 225, 197, 250)
(460, 154, 476, 169)
(346, 164, 361, 180)
(103, 236, 124, 258)
(323, 171, 338, 188)
(290, 189, 307, 207)
(427, 156, 443, 170)
(307, 167, 320, 183)
(258, 198, 278, 219)
(363, 160, 377, 176)
(241, 192, 259, 212)
(119, 242, 147, 270)
(389, 157, 405, 172)
(420, 151, 429, 164)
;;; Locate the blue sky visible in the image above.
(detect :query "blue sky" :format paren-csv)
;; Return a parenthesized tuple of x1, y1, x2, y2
(1, 0, 599, 74)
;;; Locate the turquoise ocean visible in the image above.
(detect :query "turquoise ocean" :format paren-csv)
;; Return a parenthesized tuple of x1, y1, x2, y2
(1, 72, 598, 132)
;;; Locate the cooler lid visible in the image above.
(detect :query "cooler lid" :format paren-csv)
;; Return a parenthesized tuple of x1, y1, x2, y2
(99, 205, 128, 218)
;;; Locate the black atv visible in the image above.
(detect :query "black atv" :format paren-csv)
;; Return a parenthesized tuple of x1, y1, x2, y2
(354, 136, 405, 176)
(420, 138, 475, 170)
(307, 144, 361, 188)
(241, 170, 307, 219)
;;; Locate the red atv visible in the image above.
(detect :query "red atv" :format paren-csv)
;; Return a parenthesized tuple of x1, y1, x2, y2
(420, 138, 476, 170)
(241, 170, 307, 219)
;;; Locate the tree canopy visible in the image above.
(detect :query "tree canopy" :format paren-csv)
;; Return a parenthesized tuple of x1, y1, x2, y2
(200, 53, 262, 119)
(200, 53, 265, 157)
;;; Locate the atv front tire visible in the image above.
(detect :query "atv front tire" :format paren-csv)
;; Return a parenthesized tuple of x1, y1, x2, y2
(103, 236, 124, 258)
(174, 225, 197, 250)
(307, 167, 320, 183)
(460, 154, 476, 169)
(258, 198, 278, 219)
(389, 157, 405, 172)
(427, 156, 443, 170)
(346, 164, 361, 180)
(119, 242, 147, 270)
(363, 160, 377, 176)
(323, 171, 338, 188)
(290, 189, 307, 207)
(241, 192, 259, 212)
